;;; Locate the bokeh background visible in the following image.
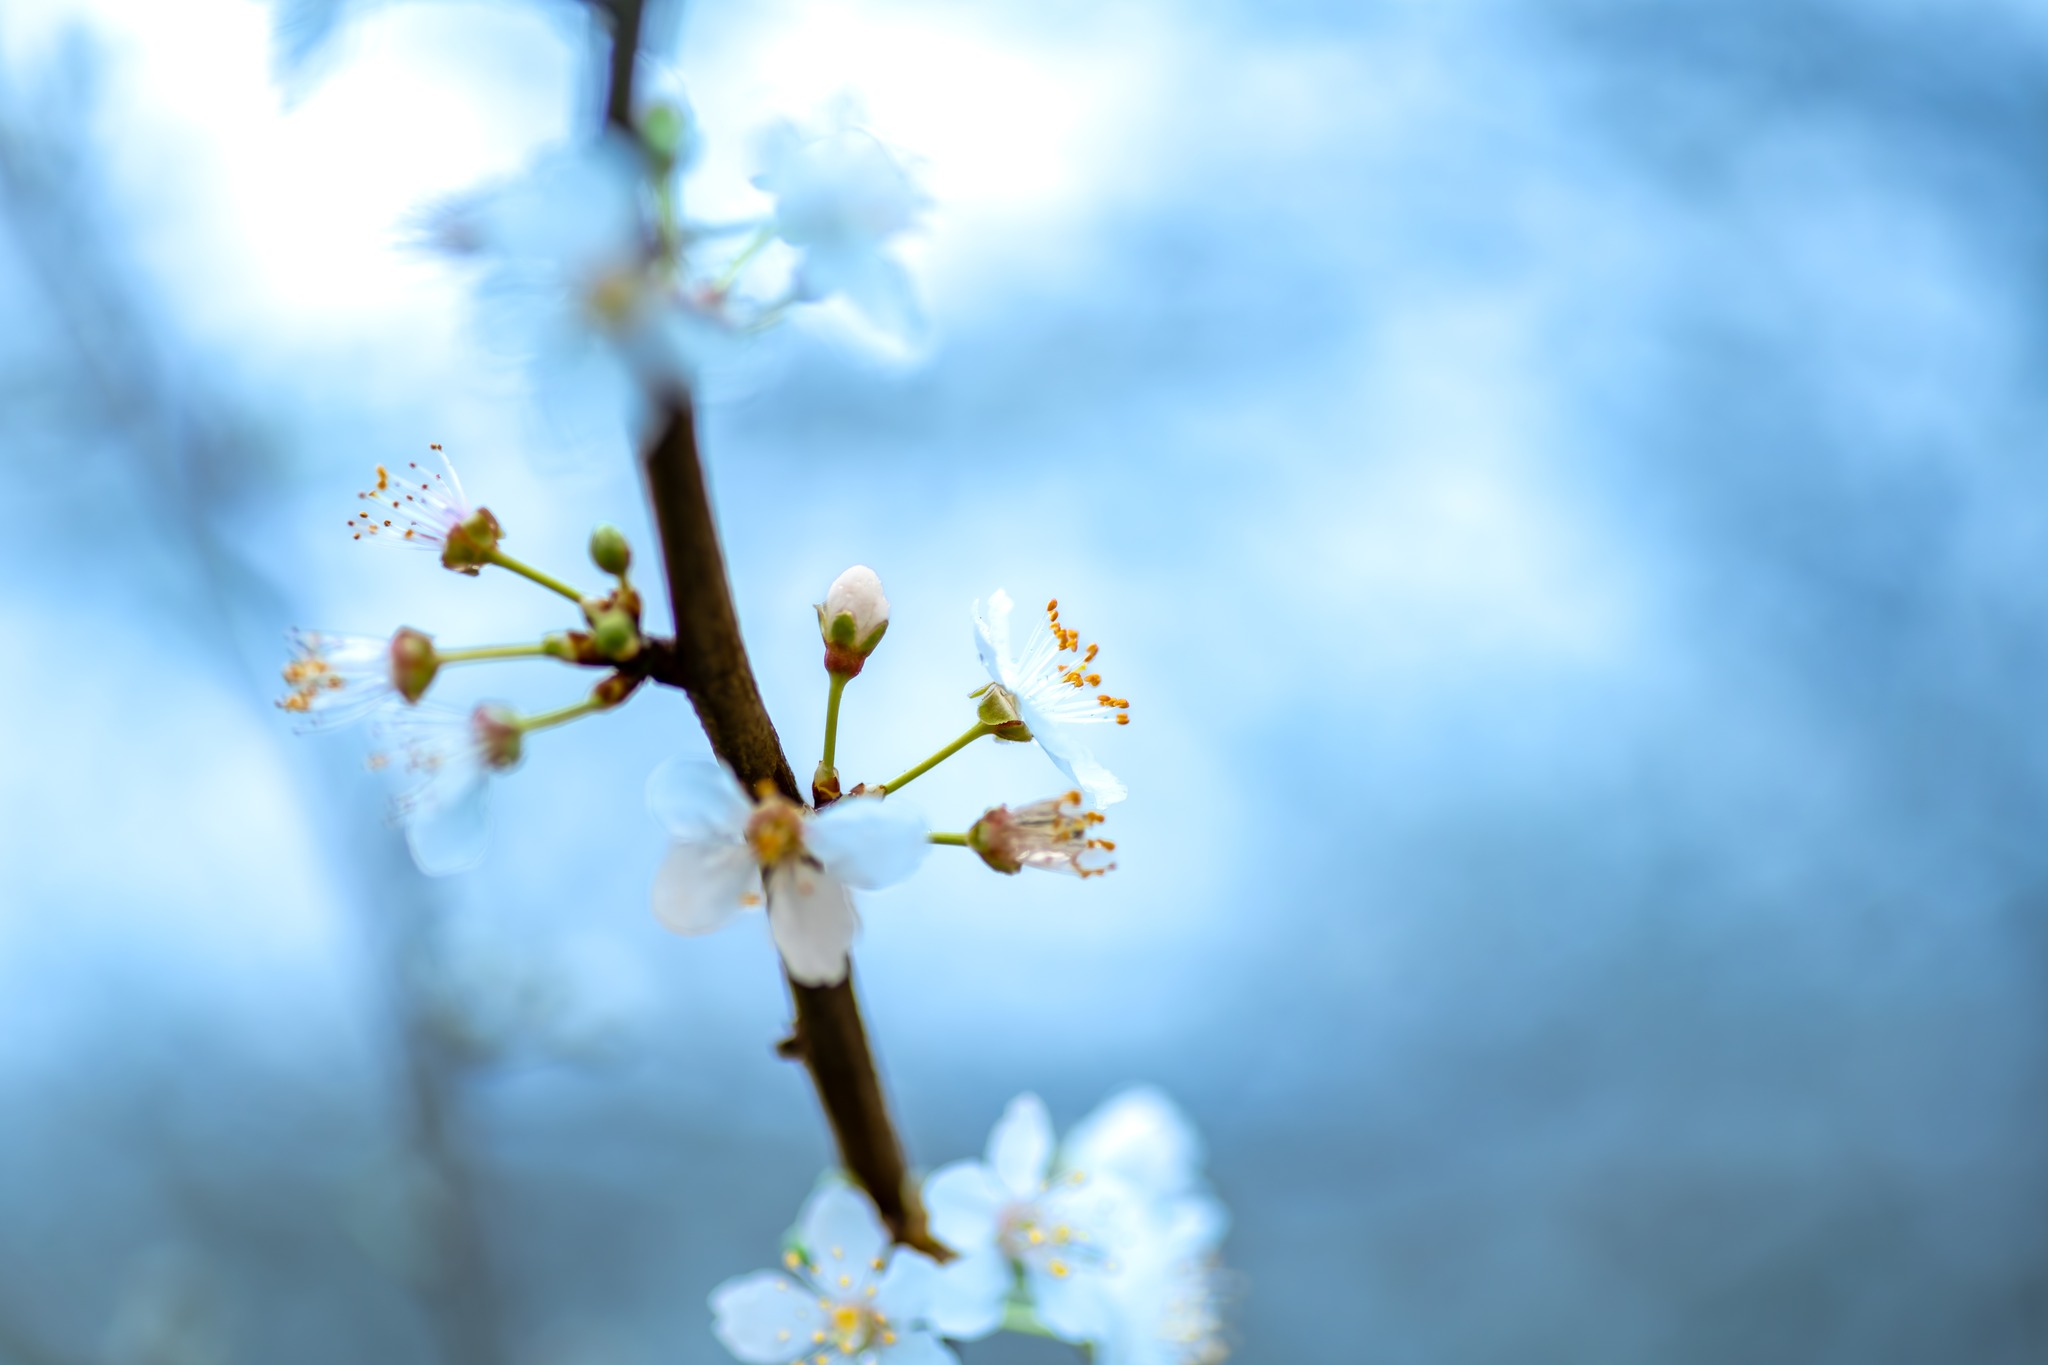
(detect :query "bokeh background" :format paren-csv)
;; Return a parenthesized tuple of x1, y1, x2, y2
(3, 0, 2045, 1361)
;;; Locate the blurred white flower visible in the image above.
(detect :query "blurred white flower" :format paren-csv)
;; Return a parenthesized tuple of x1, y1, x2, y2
(975, 591, 1130, 807)
(371, 702, 522, 876)
(966, 791, 1117, 876)
(923, 1094, 1139, 1344)
(752, 110, 927, 338)
(646, 761, 926, 985)
(277, 627, 429, 730)
(710, 1183, 955, 1365)
(430, 136, 733, 451)
(926, 1089, 1228, 1357)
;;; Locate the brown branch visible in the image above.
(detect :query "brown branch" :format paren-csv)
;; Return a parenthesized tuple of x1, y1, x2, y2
(637, 396, 945, 1258)
(602, 0, 645, 132)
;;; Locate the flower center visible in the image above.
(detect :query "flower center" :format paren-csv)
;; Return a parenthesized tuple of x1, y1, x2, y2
(996, 1196, 1097, 1281)
(745, 802, 806, 867)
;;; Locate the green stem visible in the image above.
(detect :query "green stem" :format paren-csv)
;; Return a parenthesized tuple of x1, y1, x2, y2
(713, 223, 776, 293)
(436, 642, 553, 664)
(928, 832, 970, 847)
(879, 722, 992, 794)
(821, 672, 850, 772)
(515, 696, 607, 734)
(483, 548, 586, 604)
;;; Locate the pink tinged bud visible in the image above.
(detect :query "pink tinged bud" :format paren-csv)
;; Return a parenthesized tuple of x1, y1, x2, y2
(387, 628, 440, 703)
(818, 564, 890, 675)
(968, 793, 1116, 878)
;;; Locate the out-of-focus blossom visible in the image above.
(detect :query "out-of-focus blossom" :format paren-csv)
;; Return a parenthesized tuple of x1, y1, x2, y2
(428, 136, 733, 451)
(926, 1089, 1229, 1357)
(923, 1094, 1140, 1344)
(709, 1183, 955, 1365)
(967, 791, 1117, 876)
(276, 626, 436, 729)
(752, 110, 927, 338)
(646, 760, 926, 984)
(975, 590, 1131, 807)
(348, 447, 501, 572)
(371, 702, 522, 876)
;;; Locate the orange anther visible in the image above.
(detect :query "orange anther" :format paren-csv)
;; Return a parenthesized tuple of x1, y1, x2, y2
(1115, 714, 1130, 725)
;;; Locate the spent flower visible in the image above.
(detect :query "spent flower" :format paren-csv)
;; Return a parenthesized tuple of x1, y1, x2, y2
(967, 791, 1116, 877)
(710, 1184, 954, 1365)
(975, 590, 1131, 807)
(277, 627, 437, 730)
(371, 702, 523, 876)
(349, 446, 501, 572)
(646, 761, 927, 985)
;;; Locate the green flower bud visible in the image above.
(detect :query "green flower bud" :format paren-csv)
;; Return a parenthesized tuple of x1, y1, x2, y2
(817, 565, 890, 677)
(589, 523, 633, 576)
(590, 608, 641, 662)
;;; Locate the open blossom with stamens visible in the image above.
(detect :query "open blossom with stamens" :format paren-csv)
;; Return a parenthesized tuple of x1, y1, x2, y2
(752, 110, 927, 338)
(276, 627, 436, 731)
(967, 792, 1116, 877)
(923, 1095, 1143, 1345)
(974, 590, 1130, 808)
(370, 703, 523, 876)
(709, 1184, 955, 1365)
(348, 446, 501, 573)
(646, 761, 927, 985)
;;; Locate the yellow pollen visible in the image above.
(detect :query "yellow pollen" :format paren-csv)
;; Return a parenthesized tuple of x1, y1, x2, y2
(741, 892, 763, 907)
(778, 1331, 792, 1343)
(784, 1251, 802, 1270)
(1027, 1229, 1045, 1246)
(1049, 1259, 1070, 1278)
(838, 1275, 851, 1289)
(882, 1331, 897, 1346)
(374, 465, 390, 492)
(1116, 714, 1130, 725)
(830, 1306, 862, 1334)
(830, 1246, 844, 1260)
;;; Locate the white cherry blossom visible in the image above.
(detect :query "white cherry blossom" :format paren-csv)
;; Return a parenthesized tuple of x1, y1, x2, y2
(370, 702, 523, 876)
(752, 111, 926, 337)
(709, 1183, 956, 1365)
(276, 629, 423, 731)
(974, 590, 1130, 807)
(967, 791, 1116, 877)
(646, 761, 926, 985)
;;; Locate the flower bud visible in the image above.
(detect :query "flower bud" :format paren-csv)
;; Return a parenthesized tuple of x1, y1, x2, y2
(816, 565, 890, 676)
(388, 627, 440, 704)
(589, 523, 633, 576)
(590, 608, 642, 662)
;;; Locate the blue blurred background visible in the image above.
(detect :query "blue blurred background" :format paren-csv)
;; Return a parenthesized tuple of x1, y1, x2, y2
(3, 0, 2045, 1361)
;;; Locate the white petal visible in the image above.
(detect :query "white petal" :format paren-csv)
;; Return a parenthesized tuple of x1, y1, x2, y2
(925, 1244, 1009, 1341)
(709, 1270, 825, 1364)
(873, 1330, 958, 1365)
(973, 590, 1015, 687)
(1024, 711, 1128, 809)
(823, 565, 889, 637)
(646, 758, 754, 839)
(988, 1094, 1054, 1198)
(1062, 1088, 1203, 1202)
(872, 1249, 941, 1320)
(805, 797, 928, 890)
(922, 1162, 1006, 1252)
(766, 864, 860, 985)
(651, 841, 761, 936)
(1030, 1264, 1112, 1343)
(405, 770, 491, 876)
(798, 1184, 890, 1291)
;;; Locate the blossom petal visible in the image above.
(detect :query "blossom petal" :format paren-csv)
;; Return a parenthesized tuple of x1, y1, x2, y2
(872, 1249, 941, 1321)
(973, 590, 1016, 689)
(709, 1270, 825, 1364)
(872, 1330, 958, 1365)
(1061, 1088, 1203, 1202)
(765, 864, 859, 985)
(798, 1184, 890, 1292)
(922, 1161, 1006, 1253)
(988, 1094, 1054, 1198)
(925, 1244, 1009, 1341)
(1022, 708, 1128, 809)
(405, 770, 491, 876)
(1030, 1263, 1113, 1343)
(646, 759, 754, 840)
(806, 797, 928, 890)
(651, 841, 761, 936)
